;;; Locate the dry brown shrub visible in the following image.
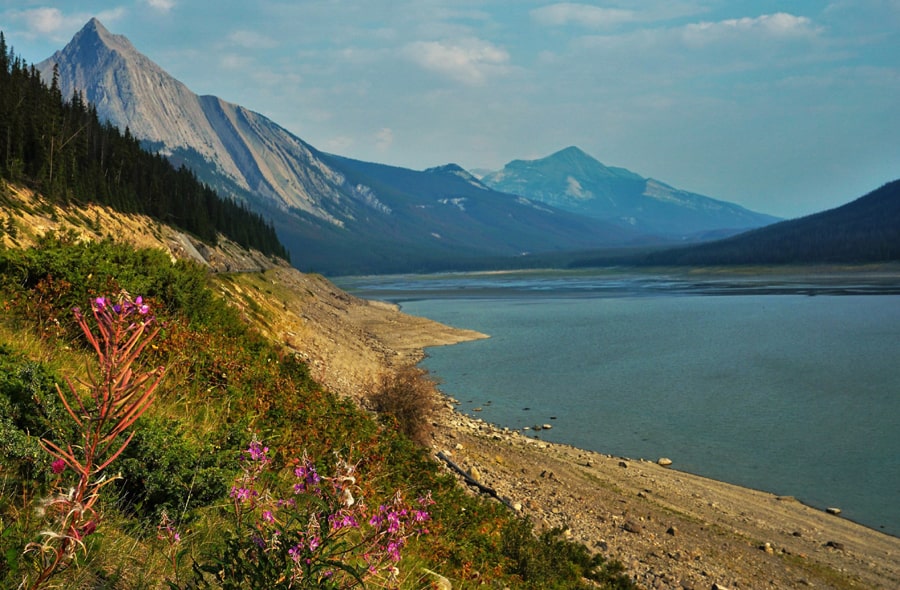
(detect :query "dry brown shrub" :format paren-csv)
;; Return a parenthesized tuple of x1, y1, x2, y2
(370, 366, 439, 446)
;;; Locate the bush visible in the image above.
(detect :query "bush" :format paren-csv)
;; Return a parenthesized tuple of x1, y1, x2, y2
(370, 366, 438, 446)
(501, 519, 636, 589)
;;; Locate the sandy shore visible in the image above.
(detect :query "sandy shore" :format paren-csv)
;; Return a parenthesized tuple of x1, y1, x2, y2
(221, 267, 900, 589)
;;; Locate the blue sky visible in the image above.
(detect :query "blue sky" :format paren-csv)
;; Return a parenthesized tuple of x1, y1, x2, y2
(2, 1, 899, 218)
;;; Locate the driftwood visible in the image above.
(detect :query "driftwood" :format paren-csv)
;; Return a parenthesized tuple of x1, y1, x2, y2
(436, 451, 513, 509)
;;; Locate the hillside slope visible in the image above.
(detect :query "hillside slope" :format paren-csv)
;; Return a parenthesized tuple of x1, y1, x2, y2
(640, 179, 900, 265)
(4, 184, 898, 589)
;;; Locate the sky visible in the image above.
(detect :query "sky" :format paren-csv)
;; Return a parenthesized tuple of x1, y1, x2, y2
(2, 1, 899, 219)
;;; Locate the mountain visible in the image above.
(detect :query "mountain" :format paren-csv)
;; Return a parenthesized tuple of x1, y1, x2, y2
(636, 179, 900, 265)
(37, 20, 649, 275)
(480, 146, 780, 237)
(37, 18, 360, 226)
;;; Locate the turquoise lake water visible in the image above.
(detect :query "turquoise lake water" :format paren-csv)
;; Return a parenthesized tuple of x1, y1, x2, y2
(336, 270, 900, 537)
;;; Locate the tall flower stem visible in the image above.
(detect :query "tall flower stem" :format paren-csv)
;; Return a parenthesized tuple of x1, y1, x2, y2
(23, 294, 164, 590)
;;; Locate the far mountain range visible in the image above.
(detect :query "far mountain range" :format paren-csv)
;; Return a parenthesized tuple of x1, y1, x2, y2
(39, 19, 782, 274)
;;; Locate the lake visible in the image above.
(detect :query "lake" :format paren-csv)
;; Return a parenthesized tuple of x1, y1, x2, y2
(335, 269, 900, 537)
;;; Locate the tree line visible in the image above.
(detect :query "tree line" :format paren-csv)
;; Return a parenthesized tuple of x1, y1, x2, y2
(0, 32, 288, 261)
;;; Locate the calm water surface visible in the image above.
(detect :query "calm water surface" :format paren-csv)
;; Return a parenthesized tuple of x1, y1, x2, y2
(337, 270, 900, 536)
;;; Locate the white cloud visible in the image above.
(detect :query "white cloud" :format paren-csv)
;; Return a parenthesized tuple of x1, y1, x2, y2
(147, 0, 176, 13)
(375, 127, 394, 152)
(530, 3, 635, 29)
(220, 54, 253, 70)
(683, 13, 821, 45)
(403, 38, 510, 85)
(10, 6, 126, 40)
(228, 30, 278, 50)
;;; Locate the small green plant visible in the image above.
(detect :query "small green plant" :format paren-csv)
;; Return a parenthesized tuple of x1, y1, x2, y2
(187, 439, 433, 589)
(21, 294, 164, 589)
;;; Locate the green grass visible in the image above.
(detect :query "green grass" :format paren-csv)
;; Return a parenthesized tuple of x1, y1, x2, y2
(0, 237, 636, 589)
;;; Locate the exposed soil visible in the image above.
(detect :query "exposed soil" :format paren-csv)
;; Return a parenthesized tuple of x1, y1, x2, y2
(221, 266, 900, 590)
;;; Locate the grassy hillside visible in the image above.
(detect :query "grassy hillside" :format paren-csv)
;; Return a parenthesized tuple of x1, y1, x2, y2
(0, 198, 635, 588)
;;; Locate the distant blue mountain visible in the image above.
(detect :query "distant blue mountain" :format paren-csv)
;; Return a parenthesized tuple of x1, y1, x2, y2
(480, 146, 780, 237)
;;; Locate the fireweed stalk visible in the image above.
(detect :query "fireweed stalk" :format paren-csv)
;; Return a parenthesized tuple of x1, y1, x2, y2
(214, 440, 434, 588)
(23, 294, 164, 590)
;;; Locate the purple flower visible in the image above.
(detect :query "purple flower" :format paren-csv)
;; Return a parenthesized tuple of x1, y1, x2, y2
(262, 510, 275, 523)
(51, 458, 66, 474)
(246, 440, 269, 462)
(308, 535, 321, 552)
(93, 297, 106, 311)
(328, 511, 359, 532)
(229, 486, 256, 502)
(288, 544, 302, 562)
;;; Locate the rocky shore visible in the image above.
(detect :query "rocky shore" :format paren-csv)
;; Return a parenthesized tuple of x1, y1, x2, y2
(219, 266, 900, 589)
(11, 186, 898, 588)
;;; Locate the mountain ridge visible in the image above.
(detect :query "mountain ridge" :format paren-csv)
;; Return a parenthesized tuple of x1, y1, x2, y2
(481, 146, 780, 236)
(635, 179, 900, 265)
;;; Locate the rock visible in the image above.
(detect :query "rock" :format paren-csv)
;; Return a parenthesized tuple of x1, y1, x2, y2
(711, 584, 731, 590)
(468, 466, 481, 482)
(658, 457, 673, 467)
(826, 540, 846, 551)
(761, 542, 774, 554)
(618, 460, 628, 468)
(542, 423, 553, 430)
(826, 507, 842, 515)
(623, 519, 643, 533)
(667, 526, 678, 536)
(421, 568, 452, 590)
(512, 501, 523, 512)
(454, 443, 464, 451)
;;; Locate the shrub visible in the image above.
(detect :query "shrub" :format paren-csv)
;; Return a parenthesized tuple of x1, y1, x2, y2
(370, 366, 438, 446)
(185, 440, 433, 589)
(501, 519, 636, 589)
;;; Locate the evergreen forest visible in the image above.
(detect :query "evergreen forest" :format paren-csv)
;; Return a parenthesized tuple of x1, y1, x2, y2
(0, 32, 288, 261)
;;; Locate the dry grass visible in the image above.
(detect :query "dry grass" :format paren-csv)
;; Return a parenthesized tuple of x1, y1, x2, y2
(369, 366, 439, 446)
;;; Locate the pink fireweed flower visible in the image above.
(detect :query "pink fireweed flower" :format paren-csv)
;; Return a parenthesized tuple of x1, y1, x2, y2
(262, 510, 275, 523)
(51, 458, 66, 474)
(328, 511, 359, 532)
(293, 461, 321, 493)
(229, 486, 256, 503)
(288, 544, 302, 562)
(246, 440, 269, 463)
(93, 297, 106, 311)
(307, 535, 321, 552)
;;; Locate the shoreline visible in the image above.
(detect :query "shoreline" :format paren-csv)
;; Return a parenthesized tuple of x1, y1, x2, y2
(381, 308, 900, 588)
(229, 268, 900, 589)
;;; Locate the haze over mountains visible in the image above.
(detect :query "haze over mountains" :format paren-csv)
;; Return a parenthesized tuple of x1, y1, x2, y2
(39, 19, 790, 274)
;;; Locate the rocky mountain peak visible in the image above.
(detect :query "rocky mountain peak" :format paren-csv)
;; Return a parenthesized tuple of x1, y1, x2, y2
(38, 19, 358, 224)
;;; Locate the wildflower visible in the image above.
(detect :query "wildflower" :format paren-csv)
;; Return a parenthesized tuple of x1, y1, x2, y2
(246, 440, 269, 463)
(229, 486, 256, 503)
(262, 510, 275, 523)
(307, 535, 321, 552)
(51, 459, 66, 474)
(288, 544, 302, 562)
(328, 511, 358, 532)
(93, 296, 106, 310)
